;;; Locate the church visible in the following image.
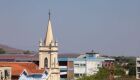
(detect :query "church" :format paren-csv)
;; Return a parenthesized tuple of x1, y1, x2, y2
(38, 12, 60, 80)
(0, 12, 60, 80)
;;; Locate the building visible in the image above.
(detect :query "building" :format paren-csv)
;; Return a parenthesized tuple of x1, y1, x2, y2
(73, 51, 114, 79)
(59, 58, 74, 80)
(38, 12, 60, 80)
(58, 51, 114, 80)
(0, 62, 47, 80)
(0, 66, 11, 80)
(136, 57, 140, 79)
(0, 12, 60, 80)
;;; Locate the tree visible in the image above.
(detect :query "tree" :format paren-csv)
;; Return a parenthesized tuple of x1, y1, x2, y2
(77, 68, 110, 80)
(114, 67, 125, 76)
(94, 68, 110, 80)
(0, 48, 5, 54)
(23, 50, 32, 54)
(128, 66, 136, 76)
(127, 62, 136, 76)
(114, 63, 125, 76)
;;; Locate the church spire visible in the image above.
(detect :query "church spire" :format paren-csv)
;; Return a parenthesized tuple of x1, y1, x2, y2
(44, 11, 54, 46)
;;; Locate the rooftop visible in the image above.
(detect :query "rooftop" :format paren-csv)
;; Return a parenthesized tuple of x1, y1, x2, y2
(0, 62, 45, 76)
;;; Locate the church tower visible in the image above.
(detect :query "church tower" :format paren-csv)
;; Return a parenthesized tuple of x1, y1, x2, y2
(39, 12, 60, 80)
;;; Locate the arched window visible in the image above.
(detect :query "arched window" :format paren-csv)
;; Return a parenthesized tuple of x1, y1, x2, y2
(44, 58, 48, 68)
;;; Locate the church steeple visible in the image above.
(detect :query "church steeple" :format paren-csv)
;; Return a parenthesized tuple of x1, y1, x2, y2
(44, 12, 54, 46)
(39, 11, 60, 80)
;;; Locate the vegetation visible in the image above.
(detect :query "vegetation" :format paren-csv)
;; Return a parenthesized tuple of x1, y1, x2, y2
(114, 56, 136, 76)
(77, 68, 110, 80)
(0, 48, 5, 54)
(23, 50, 32, 54)
(114, 63, 125, 76)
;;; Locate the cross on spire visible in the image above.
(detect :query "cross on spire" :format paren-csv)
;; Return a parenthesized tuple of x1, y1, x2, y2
(49, 10, 51, 20)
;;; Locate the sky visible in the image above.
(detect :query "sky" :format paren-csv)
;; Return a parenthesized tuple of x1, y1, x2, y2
(0, 0, 140, 56)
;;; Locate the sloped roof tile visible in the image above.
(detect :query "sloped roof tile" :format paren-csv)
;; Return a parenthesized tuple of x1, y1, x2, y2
(0, 62, 45, 76)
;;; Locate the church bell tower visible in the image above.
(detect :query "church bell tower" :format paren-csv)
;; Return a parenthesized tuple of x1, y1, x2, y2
(39, 12, 60, 80)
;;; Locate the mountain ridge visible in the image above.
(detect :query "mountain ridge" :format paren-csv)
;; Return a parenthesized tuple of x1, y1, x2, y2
(0, 43, 24, 54)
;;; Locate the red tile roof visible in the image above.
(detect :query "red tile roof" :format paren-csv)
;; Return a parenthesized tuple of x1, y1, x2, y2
(0, 62, 44, 76)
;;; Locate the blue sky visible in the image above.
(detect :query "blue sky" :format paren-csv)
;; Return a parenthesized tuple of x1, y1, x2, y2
(0, 0, 140, 56)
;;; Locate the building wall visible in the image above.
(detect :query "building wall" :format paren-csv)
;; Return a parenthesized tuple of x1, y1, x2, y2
(74, 60, 102, 78)
(39, 46, 60, 80)
(0, 67, 11, 80)
(67, 61, 74, 80)
(74, 60, 86, 75)
(39, 48, 59, 69)
(86, 61, 102, 75)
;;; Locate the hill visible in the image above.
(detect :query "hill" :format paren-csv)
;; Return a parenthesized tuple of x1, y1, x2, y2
(0, 44, 24, 54)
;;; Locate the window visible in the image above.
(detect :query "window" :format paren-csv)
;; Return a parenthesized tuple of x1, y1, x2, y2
(74, 64, 79, 67)
(80, 64, 86, 67)
(74, 74, 79, 78)
(97, 64, 101, 67)
(0, 71, 2, 80)
(87, 54, 93, 57)
(4, 70, 10, 79)
(60, 70, 67, 72)
(44, 58, 48, 67)
(137, 61, 140, 64)
(79, 74, 84, 76)
(139, 73, 140, 78)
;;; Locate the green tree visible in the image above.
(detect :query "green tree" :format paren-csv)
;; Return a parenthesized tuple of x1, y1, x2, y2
(114, 68, 125, 76)
(127, 62, 136, 76)
(114, 63, 125, 76)
(77, 68, 110, 80)
(94, 68, 110, 80)
(0, 48, 5, 54)
(129, 66, 136, 76)
(23, 50, 31, 54)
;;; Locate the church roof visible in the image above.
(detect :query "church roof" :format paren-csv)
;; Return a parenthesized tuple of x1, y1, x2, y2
(0, 62, 45, 76)
(44, 12, 54, 46)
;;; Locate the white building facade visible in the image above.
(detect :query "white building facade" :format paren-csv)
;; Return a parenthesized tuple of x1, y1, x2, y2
(74, 60, 102, 77)
(73, 51, 114, 79)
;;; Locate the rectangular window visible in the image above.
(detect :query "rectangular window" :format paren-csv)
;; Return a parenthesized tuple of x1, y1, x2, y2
(80, 64, 86, 67)
(137, 61, 140, 64)
(74, 64, 79, 67)
(88, 54, 93, 57)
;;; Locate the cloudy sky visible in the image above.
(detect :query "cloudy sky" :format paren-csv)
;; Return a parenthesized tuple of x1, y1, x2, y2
(0, 0, 140, 56)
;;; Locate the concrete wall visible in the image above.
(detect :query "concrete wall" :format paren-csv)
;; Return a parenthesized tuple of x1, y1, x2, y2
(67, 61, 74, 80)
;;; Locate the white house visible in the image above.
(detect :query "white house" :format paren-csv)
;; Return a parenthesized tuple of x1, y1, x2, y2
(73, 51, 114, 79)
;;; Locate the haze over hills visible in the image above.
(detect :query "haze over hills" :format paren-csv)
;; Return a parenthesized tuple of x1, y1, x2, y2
(0, 43, 24, 54)
(0, 43, 78, 55)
